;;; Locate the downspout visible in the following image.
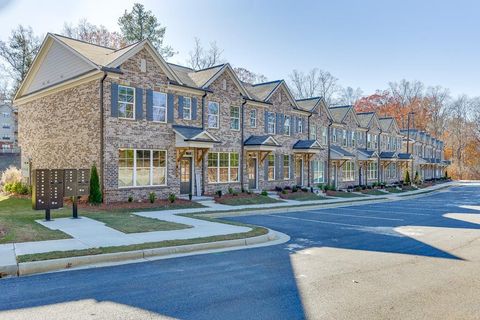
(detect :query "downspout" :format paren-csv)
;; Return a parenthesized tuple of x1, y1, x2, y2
(99, 71, 108, 202)
(240, 98, 247, 190)
(201, 91, 208, 194)
(307, 112, 313, 187)
(364, 128, 370, 186)
(326, 120, 333, 185)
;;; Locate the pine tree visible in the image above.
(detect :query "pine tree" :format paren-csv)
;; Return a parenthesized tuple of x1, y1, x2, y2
(404, 170, 411, 185)
(414, 171, 420, 185)
(88, 164, 102, 204)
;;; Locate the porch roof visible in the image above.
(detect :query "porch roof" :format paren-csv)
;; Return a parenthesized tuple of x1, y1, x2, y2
(357, 148, 378, 161)
(173, 125, 220, 148)
(330, 145, 355, 160)
(379, 151, 398, 159)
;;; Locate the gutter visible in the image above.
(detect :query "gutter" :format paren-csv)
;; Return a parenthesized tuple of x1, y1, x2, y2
(377, 129, 382, 184)
(201, 91, 208, 195)
(240, 98, 247, 190)
(326, 119, 333, 186)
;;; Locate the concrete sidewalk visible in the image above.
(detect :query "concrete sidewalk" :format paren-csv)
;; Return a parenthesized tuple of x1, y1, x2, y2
(0, 181, 454, 277)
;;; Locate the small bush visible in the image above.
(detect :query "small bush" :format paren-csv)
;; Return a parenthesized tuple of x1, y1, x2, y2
(292, 186, 298, 193)
(4, 181, 29, 195)
(88, 164, 102, 204)
(261, 190, 268, 196)
(228, 187, 234, 195)
(281, 189, 287, 194)
(1, 166, 22, 186)
(274, 186, 283, 192)
(128, 196, 133, 202)
(216, 190, 222, 198)
(284, 186, 291, 191)
(168, 193, 176, 203)
(301, 187, 308, 192)
(188, 193, 193, 200)
(148, 192, 156, 204)
(232, 192, 239, 196)
(404, 170, 411, 185)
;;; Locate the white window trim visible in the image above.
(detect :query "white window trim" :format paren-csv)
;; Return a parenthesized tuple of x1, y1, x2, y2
(118, 149, 168, 188)
(297, 118, 303, 134)
(230, 106, 240, 131)
(267, 112, 276, 134)
(310, 125, 317, 140)
(284, 115, 291, 136)
(118, 85, 136, 120)
(343, 161, 355, 181)
(183, 96, 192, 120)
(250, 109, 257, 128)
(313, 160, 325, 183)
(207, 101, 219, 129)
(283, 155, 291, 180)
(367, 162, 377, 180)
(268, 154, 275, 181)
(207, 152, 240, 183)
(152, 91, 167, 123)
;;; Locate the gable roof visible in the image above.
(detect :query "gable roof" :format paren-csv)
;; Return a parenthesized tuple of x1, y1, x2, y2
(356, 112, 375, 128)
(15, 33, 182, 100)
(378, 117, 394, 132)
(244, 135, 280, 146)
(244, 80, 282, 101)
(329, 105, 360, 125)
(292, 140, 323, 150)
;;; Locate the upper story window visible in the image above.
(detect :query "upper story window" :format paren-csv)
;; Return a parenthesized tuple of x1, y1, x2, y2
(387, 136, 391, 150)
(321, 127, 327, 145)
(283, 115, 291, 135)
(267, 112, 275, 134)
(342, 130, 347, 147)
(118, 85, 135, 119)
(207, 101, 219, 128)
(152, 92, 167, 122)
(230, 106, 240, 131)
(183, 97, 192, 120)
(367, 133, 372, 149)
(351, 131, 356, 147)
(2, 112, 9, 118)
(249, 109, 257, 128)
(332, 128, 337, 143)
(297, 117, 303, 134)
(373, 135, 378, 149)
(310, 125, 317, 140)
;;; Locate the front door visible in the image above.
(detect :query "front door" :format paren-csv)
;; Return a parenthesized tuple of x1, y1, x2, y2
(248, 157, 257, 189)
(180, 158, 192, 194)
(295, 158, 303, 185)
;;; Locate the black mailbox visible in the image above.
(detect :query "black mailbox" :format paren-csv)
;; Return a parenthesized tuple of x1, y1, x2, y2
(32, 169, 49, 210)
(49, 169, 64, 209)
(77, 169, 90, 196)
(64, 169, 77, 197)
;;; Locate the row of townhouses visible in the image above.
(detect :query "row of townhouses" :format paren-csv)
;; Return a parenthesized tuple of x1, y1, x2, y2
(13, 34, 449, 203)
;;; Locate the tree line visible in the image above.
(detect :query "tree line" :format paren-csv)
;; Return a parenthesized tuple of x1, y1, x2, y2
(0, 3, 478, 179)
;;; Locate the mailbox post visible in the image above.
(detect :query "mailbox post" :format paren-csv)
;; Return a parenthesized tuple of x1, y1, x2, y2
(64, 169, 90, 218)
(32, 169, 64, 221)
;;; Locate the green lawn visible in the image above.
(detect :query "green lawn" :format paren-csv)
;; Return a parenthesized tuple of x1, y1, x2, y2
(0, 196, 192, 243)
(328, 191, 366, 198)
(362, 189, 388, 196)
(281, 192, 329, 201)
(18, 215, 268, 263)
(216, 195, 282, 206)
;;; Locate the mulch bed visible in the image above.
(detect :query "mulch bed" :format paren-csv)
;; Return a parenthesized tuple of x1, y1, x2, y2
(278, 190, 316, 200)
(214, 193, 259, 204)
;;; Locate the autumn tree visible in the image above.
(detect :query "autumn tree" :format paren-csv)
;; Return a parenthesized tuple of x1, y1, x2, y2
(118, 3, 175, 58)
(62, 19, 126, 49)
(0, 25, 41, 95)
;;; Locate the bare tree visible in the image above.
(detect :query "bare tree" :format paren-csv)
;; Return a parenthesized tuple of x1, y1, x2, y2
(187, 37, 224, 70)
(338, 86, 363, 105)
(288, 68, 340, 106)
(233, 67, 267, 84)
(424, 86, 450, 137)
(62, 19, 125, 49)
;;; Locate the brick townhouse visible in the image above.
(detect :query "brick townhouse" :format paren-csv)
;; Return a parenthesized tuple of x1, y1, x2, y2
(14, 34, 448, 203)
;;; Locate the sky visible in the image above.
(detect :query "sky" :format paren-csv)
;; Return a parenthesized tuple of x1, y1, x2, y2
(1, 0, 479, 97)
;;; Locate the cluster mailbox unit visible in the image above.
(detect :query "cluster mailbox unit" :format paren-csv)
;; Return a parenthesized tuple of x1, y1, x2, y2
(32, 168, 90, 220)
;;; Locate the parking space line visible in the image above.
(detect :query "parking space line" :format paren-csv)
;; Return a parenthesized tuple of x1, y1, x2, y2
(330, 207, 432, 216)
(307, 211, 404, 221)
(269, 214, 368, 228)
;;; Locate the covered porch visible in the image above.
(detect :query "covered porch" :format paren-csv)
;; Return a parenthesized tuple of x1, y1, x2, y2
(293, 140, 323, 186)
(244, 135, 281, 190)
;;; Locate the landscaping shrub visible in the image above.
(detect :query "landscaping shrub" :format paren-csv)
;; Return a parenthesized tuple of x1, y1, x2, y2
(301, 187, 308, 192)
(88, 164, 102, 204)
(148, 192, 156, 204)
(281, 189, 287, 194)
(292, 186, 298, 193)
(216, 190, 222, 197)
(4, 181, 29, 195)
(414, 171, 420, 185)
(168, 193, 176, 203)
(444, 170, 449, 179)
(274, 186, 282, 192)
(261, 190, 268, 196)
(404, 170, 411, 185)
(228, 187, 234, 195)
(1, 166, 22, 186)
(284, 186, 291, 191)
(128, 196, 133, 202)
(188, 193, 193, 200)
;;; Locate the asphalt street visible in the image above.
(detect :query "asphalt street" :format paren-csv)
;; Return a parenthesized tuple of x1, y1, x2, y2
(1, 185, 480, 319)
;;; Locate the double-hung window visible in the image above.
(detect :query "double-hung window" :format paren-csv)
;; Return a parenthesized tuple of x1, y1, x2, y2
(342, 130, 347, 147)
(207, 102, 219, 128)
(374, 135, 378, 149)
(118, 85, 135, 119)
(332, 128, 337, 143)
(283, 155, 290, 179)
(230, 106, 240, 130)
(310, 125, 317, 140)
(367, 134, 372, 149)
(367, 162, 377, 180)
(313, 160, 325, 183)
(250, 109, 257, 128)
(342, 161, 355, 181)
(321, 127, 328, 145)
(267, 112, 276, 134)
(297, 118, 303, 133)
(284, 115, 291, 135)
(267, 154, 275, 181)
(207, 152, 239, 183)
(183, 97, 192, 120)
(152, 91, 167, 122)
(351, 131, 356, 147)
(118, 149, 167, 187)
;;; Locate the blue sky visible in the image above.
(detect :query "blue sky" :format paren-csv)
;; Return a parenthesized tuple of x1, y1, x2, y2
(0, 0, 479, 96)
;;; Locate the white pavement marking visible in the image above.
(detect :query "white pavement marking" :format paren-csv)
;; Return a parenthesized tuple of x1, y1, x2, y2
(305, 211, 404, 221)
(325, 206, 433, 216)
(269, 214, 368, 228)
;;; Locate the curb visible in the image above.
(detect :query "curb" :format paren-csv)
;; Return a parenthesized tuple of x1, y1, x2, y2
(16, 229, 280, 277)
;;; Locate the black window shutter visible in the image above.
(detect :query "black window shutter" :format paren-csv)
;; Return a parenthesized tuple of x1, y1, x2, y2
(264, 111, 269, 133)
(111, 83, 118, 117)
(178, 96, 184, 119)
(192, 97, 198, 120)
(135, 87, 143, 120)
(293, 116, 297, 134)
(279, 154, 284, 180)
(167, 93, 174, 123)
(146, 89, 153, 121)
(264, 158, 269, 180)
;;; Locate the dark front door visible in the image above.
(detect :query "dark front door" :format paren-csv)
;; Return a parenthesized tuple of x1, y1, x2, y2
(180, 158, 192, 194)
(295, 158, 303, 185)
(248, 157, 257, 189)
